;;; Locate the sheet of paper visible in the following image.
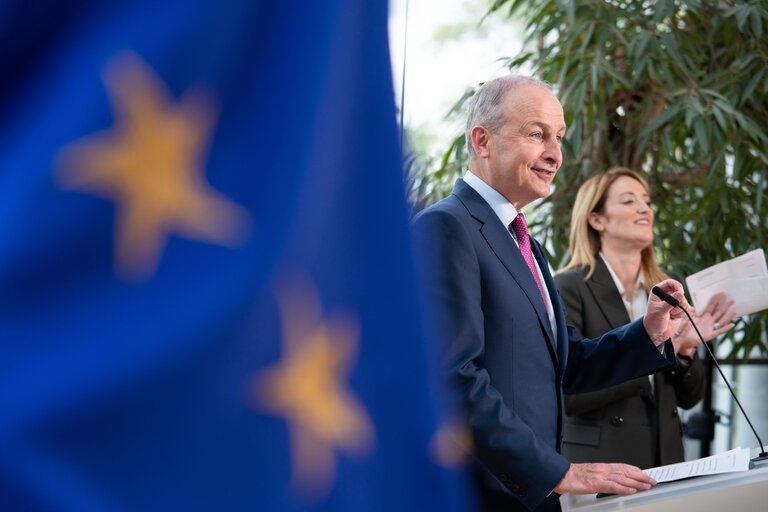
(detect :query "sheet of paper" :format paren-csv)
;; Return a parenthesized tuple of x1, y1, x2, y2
(685, 249, 768, 315)
(644, 447, 751, 483)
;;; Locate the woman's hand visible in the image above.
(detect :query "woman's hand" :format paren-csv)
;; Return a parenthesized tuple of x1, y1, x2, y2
(674, 292, 737, 357)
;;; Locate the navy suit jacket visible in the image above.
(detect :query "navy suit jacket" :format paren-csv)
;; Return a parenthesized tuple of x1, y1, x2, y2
(413, 179, 675, 511)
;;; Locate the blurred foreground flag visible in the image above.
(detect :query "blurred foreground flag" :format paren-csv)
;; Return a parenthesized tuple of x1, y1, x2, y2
(0, 1, 474, 511)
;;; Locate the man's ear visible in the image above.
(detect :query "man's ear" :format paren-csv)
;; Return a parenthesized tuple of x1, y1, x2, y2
(470, 125, 492, 158)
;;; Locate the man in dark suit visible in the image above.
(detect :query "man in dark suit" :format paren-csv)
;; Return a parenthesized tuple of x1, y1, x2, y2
(413, 76, 692, 511)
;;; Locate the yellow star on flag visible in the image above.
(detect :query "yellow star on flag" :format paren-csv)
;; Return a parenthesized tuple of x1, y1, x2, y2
(252, 276, 375, 498)
(428, 420, 473, 468)
(56, 52, 250, 281)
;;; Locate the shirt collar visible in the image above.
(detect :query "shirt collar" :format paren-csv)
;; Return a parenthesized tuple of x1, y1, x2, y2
(463, 170, 518, 228)
(599, 252, 644, 295)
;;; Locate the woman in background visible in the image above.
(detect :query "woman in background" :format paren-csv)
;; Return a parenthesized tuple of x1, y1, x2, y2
(555, 167, 736, 469)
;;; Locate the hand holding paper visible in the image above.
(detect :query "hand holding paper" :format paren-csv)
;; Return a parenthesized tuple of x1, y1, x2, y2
(686, 249, 768, 317)
(674, 292, 737, 355)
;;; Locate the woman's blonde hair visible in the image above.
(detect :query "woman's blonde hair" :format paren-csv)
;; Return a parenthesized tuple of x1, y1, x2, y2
(560, 167, 667, 291)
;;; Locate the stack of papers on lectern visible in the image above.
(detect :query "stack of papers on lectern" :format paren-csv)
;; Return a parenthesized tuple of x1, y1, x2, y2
(644, 447, 751, 484)
(686, 249, 768, 316)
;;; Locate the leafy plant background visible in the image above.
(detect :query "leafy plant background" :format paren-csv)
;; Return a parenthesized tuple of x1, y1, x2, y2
(406, 0, 768, 359)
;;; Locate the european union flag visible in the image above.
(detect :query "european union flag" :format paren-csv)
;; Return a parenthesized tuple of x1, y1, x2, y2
(0, 1, 474, 510)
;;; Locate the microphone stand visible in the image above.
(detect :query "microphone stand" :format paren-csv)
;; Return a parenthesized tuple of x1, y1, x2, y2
(652, 287, 768, 463)
(699, 345, 715, 458)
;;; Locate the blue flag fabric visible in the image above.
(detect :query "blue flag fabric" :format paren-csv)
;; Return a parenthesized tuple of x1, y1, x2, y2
(0, 1, 474, 510)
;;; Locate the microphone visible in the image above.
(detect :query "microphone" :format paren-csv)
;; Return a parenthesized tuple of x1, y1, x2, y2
(651, 286, 768, 462)
(650, 286, 679, 307)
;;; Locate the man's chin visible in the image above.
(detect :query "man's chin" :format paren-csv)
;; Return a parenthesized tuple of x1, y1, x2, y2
(535, 185, 553, 200)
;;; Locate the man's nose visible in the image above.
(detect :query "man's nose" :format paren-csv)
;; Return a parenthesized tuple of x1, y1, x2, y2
(543, 140, 562, 168)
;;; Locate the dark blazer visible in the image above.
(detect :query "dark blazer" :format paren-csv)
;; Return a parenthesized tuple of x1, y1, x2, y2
(413, 179, 675, 512)
(555, 260, 705, 469)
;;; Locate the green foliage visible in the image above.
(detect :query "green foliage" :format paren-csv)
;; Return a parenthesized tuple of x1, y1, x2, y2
(404, 87, 476, 211)
(413, 0, 768, 358)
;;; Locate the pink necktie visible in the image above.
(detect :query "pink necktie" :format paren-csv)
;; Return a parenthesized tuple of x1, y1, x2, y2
(510, 213, 548, 308)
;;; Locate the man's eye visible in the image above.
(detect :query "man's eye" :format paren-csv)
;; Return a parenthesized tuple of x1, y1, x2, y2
(530, 132, 542, 139)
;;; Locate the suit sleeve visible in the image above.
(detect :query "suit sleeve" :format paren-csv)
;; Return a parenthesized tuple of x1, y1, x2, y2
(562, 319, 676, 395)
(413, 209, 570, 510)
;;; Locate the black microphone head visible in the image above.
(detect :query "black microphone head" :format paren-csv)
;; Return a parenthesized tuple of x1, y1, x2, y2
(651, 286, 680, 307)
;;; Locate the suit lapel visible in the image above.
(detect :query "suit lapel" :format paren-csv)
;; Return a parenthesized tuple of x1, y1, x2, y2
(452, 180, 556, 351)
(530, 239, 559, 358)
(584, 257, 632, 328)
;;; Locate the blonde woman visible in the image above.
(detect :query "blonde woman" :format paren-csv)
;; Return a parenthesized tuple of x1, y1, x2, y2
(555, 167, 736, 468)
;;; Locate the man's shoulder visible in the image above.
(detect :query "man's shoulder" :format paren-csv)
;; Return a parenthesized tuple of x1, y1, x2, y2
(411, 194, 482, 253)
(413, 193, 467, 224)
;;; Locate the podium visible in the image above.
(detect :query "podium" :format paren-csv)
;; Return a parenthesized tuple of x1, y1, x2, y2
(561, 457, 768, 511)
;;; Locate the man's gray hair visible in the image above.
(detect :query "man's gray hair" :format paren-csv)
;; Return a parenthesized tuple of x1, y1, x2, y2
(465, 75, 552, 158)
